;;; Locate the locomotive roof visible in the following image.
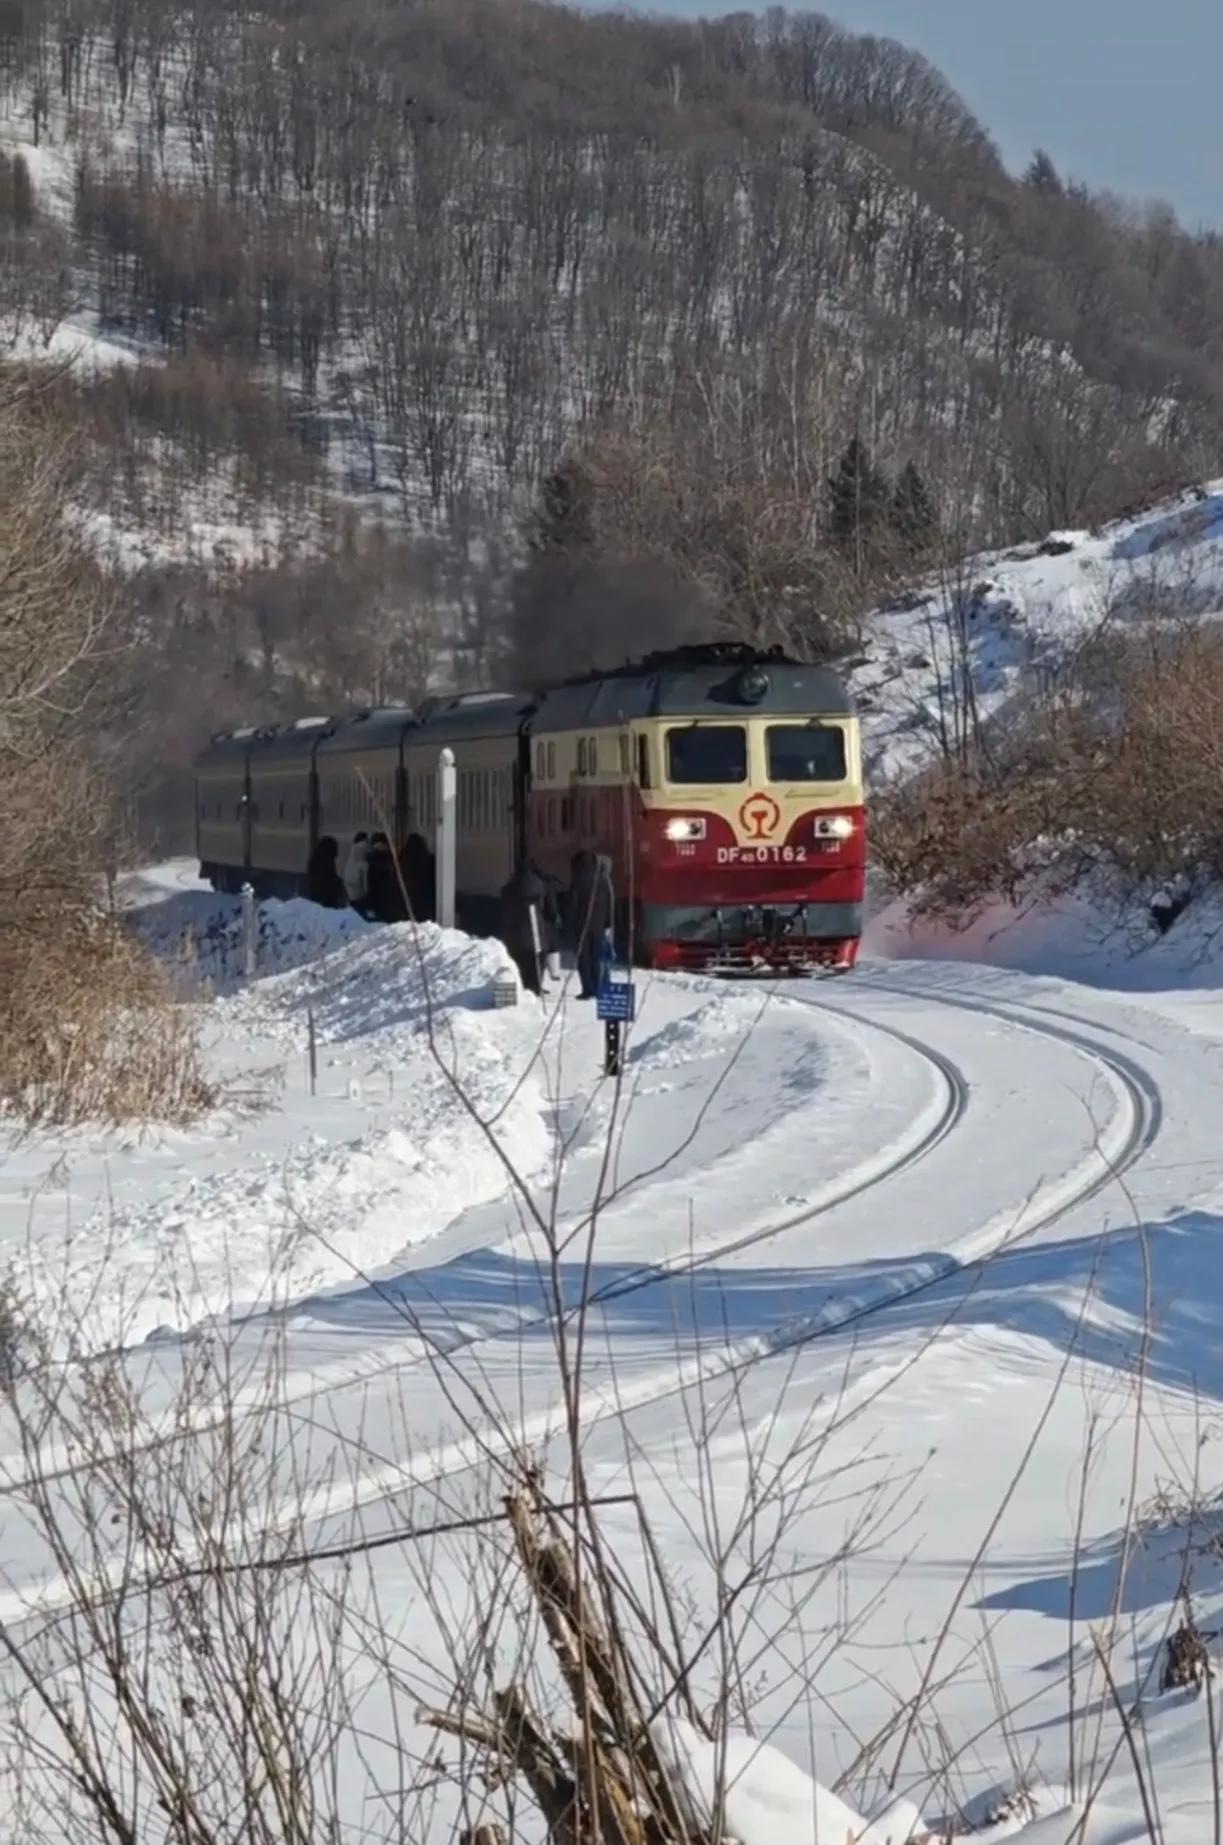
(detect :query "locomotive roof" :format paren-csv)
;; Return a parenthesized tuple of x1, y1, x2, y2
(194, 648, 853, 770)
(532, 655, 852, 728)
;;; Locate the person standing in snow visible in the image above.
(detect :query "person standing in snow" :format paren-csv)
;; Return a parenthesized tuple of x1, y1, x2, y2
(365, 832, 401, 922)
(569, 849, 613, 999)
(499, 862, 548, 995)
(401, 831, 435, 922)
(536, 864, 562, 985)
(306, 835, 345, 908)
(343, 832, 370, 913)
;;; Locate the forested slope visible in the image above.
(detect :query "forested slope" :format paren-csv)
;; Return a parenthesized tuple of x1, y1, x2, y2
(2, 0, 1221, 832)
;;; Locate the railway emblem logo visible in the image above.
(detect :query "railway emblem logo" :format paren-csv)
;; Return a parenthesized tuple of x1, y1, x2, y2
(739, 792, 781, 840)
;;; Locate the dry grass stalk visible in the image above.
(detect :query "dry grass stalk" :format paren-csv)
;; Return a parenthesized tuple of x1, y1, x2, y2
(419, 1481, 712, 1845)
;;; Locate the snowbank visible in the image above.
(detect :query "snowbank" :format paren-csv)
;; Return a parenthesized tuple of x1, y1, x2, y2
(131, 889, 378, 990)
(4, 915, 549, 1354)
(651, 1717, 927, 1844)
(866, 883, 1223, 993)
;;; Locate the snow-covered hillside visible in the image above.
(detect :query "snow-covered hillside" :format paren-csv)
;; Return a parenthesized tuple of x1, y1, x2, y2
(6, 862, 1223, 1842)
(854, 483, 1223, 781)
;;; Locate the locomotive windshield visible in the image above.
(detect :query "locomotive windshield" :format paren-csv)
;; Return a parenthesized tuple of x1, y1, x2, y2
(767, 724, 846, 783)
(666, 724, 747, 784)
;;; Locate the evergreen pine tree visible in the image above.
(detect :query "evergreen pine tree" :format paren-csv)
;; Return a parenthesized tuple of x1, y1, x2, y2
(528, 455, 595, 558)
(826, 435, 890, 558)
(1024, 148, 1063, 195)
(892, 460, 939, 556)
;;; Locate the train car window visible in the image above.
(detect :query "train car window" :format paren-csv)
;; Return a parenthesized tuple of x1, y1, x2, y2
(536, 742, 546, 782)
(577, 739, 588, 776)
(767, 725, 847, 783)
(637, 735, 651, 789)
(588, 737, 598, 776)
(619, 735, 630, 776)
(547, 742, 556, 779)
(561, 795, 574, 832)
(666, 726, 747, 784)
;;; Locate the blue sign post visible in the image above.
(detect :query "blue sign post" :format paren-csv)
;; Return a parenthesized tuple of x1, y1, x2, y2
(596, 934, 635, 1076)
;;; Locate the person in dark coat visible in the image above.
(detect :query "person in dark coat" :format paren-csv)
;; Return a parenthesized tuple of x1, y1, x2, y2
(569, 850, 613, 999)
(535, 865, 562, 984)
(401, 832, 436, 922)
(499, 863, 548, 995)
(306, 835, 345, 909)
(365, 832, 401, 922)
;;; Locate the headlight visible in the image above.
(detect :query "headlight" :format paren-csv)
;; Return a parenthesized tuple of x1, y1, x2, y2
(666, 817, 707, 842)
(815, 815, 854, 840)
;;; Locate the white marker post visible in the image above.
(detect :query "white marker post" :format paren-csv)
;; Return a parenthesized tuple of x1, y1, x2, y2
(436, 746, 456, 929)
(241, 882, 257, 979)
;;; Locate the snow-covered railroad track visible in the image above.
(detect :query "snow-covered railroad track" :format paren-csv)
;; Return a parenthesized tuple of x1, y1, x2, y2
(0, 971, 1171, 1627)
(166, 984, 1164, 1533)
(567, 1007, 970, 1310)
(0, 999, 965, 1501)
(0, 981, 1158, 1491)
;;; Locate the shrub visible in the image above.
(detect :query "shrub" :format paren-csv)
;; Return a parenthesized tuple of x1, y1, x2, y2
(0, 375, 210, 1126)
(873, 615, 1223, 922)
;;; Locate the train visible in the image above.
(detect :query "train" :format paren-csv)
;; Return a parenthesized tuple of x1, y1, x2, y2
(194, 643, 866, 974)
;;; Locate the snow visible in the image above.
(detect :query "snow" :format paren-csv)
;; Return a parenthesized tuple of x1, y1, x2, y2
(6, 22, 1223, 1836)
(853, 480, 1223, 782)
(9, 509, 1223, 1845)
(11, 860, 1223, 1843)
(652, 1716, 876, 1842)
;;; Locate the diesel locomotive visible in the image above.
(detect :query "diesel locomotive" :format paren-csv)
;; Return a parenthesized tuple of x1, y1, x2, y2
(194, 644, 866, 973)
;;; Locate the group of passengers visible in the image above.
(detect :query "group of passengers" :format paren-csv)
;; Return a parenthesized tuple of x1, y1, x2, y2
(305, 830, 615, 999)
(305, 831, 435, 923)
